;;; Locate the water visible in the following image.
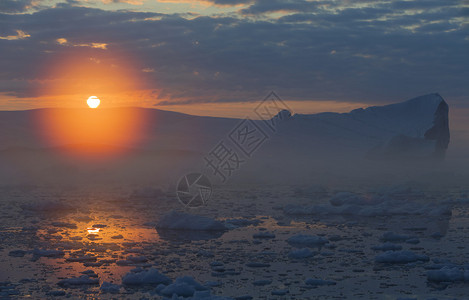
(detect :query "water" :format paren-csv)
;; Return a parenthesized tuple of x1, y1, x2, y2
(0, 184, 468, 299)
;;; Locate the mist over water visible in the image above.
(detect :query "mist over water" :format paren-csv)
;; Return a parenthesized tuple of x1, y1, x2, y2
(1, 95, 467, 191)
(1, 97, 469, 299)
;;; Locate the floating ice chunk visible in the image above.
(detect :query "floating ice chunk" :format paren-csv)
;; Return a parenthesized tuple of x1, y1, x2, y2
(116, 259, 132, 266)
(375, 250, 429, 264)
(0, 282, 19, 297)
(224, 218, 261, 229)
(405, 238, 420, 244)
(232, 296, 252, 300)
(161, 276, 207, 297)
(81, 270, 98, 277)
(161, 283, 195, 297)
(32, 249, 65, 258)
(58, 275, 99, 287)
(431, 232, 444, 239)
(252, 231, 275, 239)
(245, 262, 270, 268)
(380, 232, 412, 243)
(127, 255, 148, 263)
(288, 248, 316, 259)
(84, 262, 103, 267)
(271, 289, 289, 296)
(371, 243, 403, 251)
(8, 250, 27, 257)
(197, 250, 214, 258)
(48, 290, 66, 296)
(92, 224, 107, 228)
(122, 268, 171, 286)
(156, 211, 227, 231)
(51, 222, 77, 229)
(304, 278, 336, 286)
(252, 280, 272, 286)
(287, 234, 328, 248)
(100, 281, 121, 293)
(427, 266, 469, 283)
(284, 192, 451, 217)
(204, 281, 221, 288)
(66, 255, 97, 263)
(190, 290, 234, 299)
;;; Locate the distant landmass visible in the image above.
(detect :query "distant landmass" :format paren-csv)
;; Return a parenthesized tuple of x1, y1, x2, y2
(0, 93, 450, 185)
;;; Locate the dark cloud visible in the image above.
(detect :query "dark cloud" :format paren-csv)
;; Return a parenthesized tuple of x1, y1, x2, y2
(388, 0, 462, 10)
(0, 1, 467, 106)
(0, 0, 36, 13)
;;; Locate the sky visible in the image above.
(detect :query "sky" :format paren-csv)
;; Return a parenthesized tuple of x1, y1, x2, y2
(0, 0, 468, 116)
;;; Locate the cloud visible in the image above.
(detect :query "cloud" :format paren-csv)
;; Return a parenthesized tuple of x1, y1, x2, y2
(0, 1, 467, 107)
(0, 29, 31, 40)
(240, 0, 319, 15)
(0, 0, 38, 13)
(56, 38, 108, 49)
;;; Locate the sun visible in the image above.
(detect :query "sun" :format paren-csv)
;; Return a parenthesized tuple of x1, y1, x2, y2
(87, 96, 100, 108)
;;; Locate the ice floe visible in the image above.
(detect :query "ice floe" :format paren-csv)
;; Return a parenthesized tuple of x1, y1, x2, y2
(100, 281, 121, 293)
(371, 243, 403, 251)
(224, 218, 261, 229)
(32, 248, 65, 258)
(427, 266, 469, 283)
(156, 211, 227, 231)
(287, 234, 329, 248)
(57, 275, 99, 287)
(288, 248, 316, 259)
(252, 231, 275, 239)
(284, 191, 451, 217)
(304, 278, 336, 286)
(122, 268, 172, 286)
(161, 276, 207, 297)
(375, 250, 429, 264)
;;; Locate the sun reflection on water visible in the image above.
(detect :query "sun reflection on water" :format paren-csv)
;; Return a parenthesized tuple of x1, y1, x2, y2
(86, 227, 100, 234)
(32, 195, 164, 286)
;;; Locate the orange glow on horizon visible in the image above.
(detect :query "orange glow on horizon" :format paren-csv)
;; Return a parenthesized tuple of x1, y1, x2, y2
(35, 107, 148, 158)
(30, 48, 151, 157)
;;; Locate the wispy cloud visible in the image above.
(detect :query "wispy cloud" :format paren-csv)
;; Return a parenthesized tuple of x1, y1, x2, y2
(56, 38, 108, 49)
(0, 29, 30, 40)
(0, 0, 39, 13)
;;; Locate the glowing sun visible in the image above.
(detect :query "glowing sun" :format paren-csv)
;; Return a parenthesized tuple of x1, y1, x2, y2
(87, 96, 100, 108)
